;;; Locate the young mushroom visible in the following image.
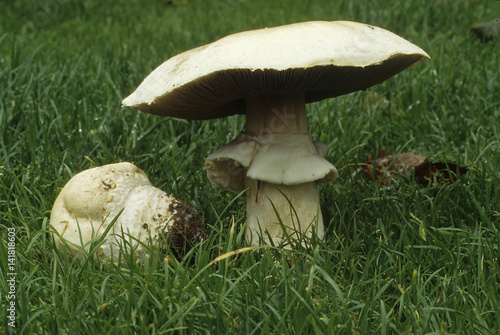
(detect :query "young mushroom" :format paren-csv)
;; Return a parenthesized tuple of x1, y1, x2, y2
(122, 21, 429, 246)
(50, 162, 204, 260)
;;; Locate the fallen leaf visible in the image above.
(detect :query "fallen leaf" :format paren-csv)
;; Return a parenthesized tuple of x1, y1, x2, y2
(471, 20, 500, 41)
(361, 150, 467, 187)
(415, 162, 468, 186)
(361, 151, 428, 186)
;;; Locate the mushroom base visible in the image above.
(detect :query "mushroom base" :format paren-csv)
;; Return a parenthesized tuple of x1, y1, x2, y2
(245, 177, 324, 246)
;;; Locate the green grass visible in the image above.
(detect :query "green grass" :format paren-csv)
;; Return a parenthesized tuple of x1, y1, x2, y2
(1, 0, 499, 333)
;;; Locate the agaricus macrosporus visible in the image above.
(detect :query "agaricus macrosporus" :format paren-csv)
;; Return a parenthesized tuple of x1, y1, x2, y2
(50, 162, 204, 260)
(122, 21, 429, 246)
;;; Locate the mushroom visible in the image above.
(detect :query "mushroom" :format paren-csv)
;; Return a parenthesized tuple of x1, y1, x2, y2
(50, 162, 204, 260)
(122, 21, 429, 246)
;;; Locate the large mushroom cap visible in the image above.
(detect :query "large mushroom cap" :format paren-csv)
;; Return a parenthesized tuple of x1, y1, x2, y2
(122, 20, 430, 120)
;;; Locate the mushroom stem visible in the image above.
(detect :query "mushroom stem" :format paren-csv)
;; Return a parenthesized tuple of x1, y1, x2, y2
(243, 92, 324, 246)
(245, 177, 324, 246)
(245, 92, 309, 135)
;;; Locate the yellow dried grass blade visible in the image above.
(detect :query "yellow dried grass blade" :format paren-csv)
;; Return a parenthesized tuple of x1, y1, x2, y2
(209, 247, 255, 265)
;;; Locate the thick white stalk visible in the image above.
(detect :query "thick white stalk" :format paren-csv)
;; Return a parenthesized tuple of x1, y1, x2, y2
(243, 92, 325, 246)
(245, 177, 324, 246)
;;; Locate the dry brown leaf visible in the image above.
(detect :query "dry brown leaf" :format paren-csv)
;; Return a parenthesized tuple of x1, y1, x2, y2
(415, 162, 468, 186)
(471, 20, 500, 41)
(362, 151, 428, 186)
(361, 150, 467, 187)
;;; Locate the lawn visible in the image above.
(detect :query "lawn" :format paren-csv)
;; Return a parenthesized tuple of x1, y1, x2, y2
(1, 0, 499, 334)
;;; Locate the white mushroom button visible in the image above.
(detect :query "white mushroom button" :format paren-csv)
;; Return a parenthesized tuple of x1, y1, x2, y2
(50, 162, 204, 260)
(122, 21, 429, 247)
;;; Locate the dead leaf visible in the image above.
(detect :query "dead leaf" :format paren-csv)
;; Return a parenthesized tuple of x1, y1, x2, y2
(471, 20, 500, 41)
(362, 151, 428, 186)
(415, 162, 468, 186)
(361, 150, 467, 187)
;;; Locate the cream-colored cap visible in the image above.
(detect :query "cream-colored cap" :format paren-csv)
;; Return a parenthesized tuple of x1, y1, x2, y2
(122, 21, 429, 120)
(50, 163, 204, 260)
